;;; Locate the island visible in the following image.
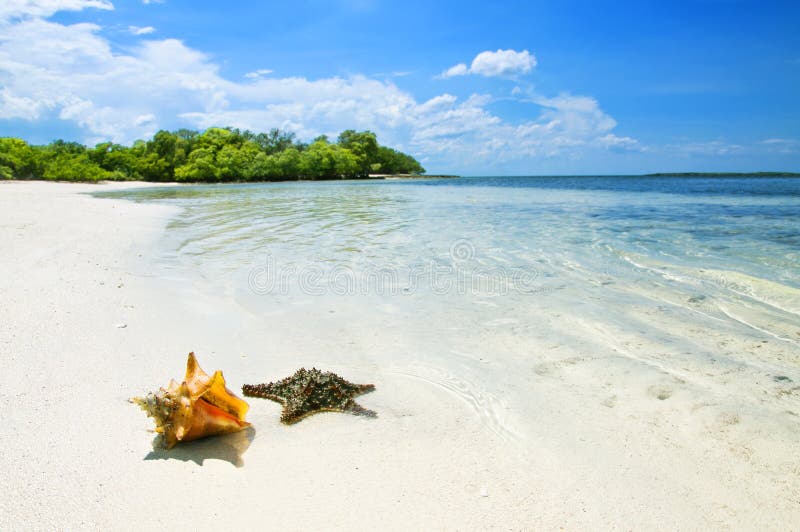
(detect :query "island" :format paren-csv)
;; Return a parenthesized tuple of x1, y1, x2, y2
(644, 172, 800, 177)
(0, 127, 435, 183)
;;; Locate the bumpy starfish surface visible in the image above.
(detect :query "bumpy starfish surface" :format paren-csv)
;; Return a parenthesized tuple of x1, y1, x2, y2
(242, 368, 376, 424)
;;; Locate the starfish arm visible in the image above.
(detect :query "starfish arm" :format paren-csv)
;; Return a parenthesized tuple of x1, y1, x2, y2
(346, 401, 378, 418)
(354, 384, 376, 396)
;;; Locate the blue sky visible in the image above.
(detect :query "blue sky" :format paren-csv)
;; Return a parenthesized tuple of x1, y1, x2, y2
(1, 0, 798, 174)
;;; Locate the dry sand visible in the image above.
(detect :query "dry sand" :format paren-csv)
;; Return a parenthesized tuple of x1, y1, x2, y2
(1, 181, 799, 530)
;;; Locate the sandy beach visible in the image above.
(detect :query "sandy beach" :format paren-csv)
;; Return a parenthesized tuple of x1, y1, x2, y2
(1, 181, 799, 530)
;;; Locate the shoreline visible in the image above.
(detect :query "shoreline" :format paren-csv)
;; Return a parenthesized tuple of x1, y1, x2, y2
(369, 173, 460, 179)
(8, 171, 800, 186)
(1, 181, 799, 529)
(1, 173, 459, 186)
(0, 180, 534, 529)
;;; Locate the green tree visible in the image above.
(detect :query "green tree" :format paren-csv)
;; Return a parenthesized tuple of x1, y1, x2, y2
(0, 127, 425, 182)
(337, 130, 379, 177)
(217, 143, 261, 181)
(195, 127, 240, 152)
(0, 138, 39, 179)
(374, 145, 425, 174)
(252, 128, 296, 154)
(174, 148, 217, 181)
(275, 147, 302, 177)
(42, 153, 112, 181)
(89, 143, 141, 179)
(49, 139, 86, 155)
(299, 140, 329, 179)
(248, 152, 283, 180)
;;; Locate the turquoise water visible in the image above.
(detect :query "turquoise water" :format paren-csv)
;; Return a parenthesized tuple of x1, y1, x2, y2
(101, 176, 800, 293)
(99, 176, 800, 440)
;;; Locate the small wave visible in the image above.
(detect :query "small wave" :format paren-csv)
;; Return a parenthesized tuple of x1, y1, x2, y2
(690, 269, 800, 316)
(389, 364, 521, 443)
(612, 250, 800, 343)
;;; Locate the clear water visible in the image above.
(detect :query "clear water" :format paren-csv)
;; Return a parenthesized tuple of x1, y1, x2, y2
(98, 176, 800, 441)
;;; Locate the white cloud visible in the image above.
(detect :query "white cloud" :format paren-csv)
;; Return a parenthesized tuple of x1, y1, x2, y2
(0, 14, 223, 141)
(0, 0, 112, 22)
(472, 49, 537, 77)
(182, 75, 418, 141)
(664, 140, 745, 156)
(134, 113, 155, 126)
(0, 4, 636, 170)
(529, 94, 618, 142)
(440, 63, 468, 78)
(440, 49, 536, 78)
(406, 92, 640, 166)
(757, 138, 800, 154)
(128, 25, 155, 35)
(597, 134, 643, 152)
(244, 68, 273, 79)
(0, 88, 44, 120)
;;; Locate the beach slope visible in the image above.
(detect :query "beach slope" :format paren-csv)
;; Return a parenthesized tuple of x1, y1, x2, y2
(1, 181, 799, 530)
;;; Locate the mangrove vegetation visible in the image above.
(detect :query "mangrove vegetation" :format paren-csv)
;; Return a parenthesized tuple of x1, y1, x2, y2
(0, 128, 425, 182)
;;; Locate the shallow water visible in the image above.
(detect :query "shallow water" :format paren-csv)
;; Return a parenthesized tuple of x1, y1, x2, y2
(99, 176, 800, 442)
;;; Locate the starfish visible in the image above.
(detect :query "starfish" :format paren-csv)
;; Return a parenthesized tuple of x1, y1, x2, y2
(242, 368, 376, 424)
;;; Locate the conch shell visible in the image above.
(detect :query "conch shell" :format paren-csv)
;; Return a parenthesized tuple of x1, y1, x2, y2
(131, 352, 250, 448)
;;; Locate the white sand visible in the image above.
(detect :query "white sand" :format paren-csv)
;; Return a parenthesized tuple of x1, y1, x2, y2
(1, 181, 799, 530)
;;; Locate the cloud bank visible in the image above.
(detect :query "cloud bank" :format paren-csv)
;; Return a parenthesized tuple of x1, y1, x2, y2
(0, 3, 637, 171)
(0, 0, 112, 21)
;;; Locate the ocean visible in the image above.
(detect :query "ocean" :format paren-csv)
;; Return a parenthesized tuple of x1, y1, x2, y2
(98, 176, 800, 442)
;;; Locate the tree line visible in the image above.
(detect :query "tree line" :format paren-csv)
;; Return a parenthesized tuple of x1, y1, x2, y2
(0, 128, 425, 182)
